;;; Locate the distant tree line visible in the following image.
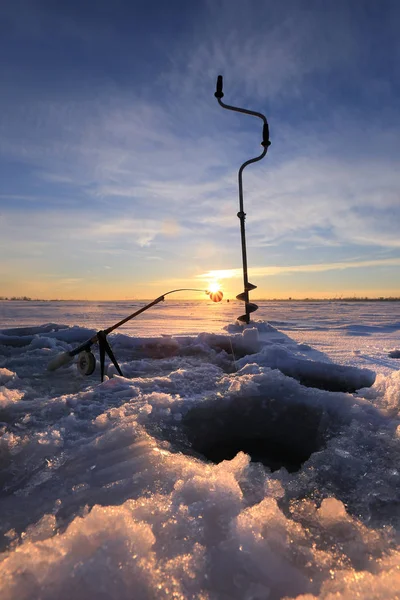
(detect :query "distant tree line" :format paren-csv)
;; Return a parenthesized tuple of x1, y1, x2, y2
(0, 296, 51, 301)
(0, 296, 33, 301)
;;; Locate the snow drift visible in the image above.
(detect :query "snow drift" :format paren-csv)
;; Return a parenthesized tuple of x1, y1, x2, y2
(0, 313, 399, 600)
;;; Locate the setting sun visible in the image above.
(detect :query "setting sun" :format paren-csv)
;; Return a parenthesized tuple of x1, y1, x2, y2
(207, 281, 221, 294)
(207, 280, 223, 302)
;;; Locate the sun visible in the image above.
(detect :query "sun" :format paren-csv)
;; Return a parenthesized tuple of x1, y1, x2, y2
(208, 281, 221, 294)
(207, 281, 223, 302)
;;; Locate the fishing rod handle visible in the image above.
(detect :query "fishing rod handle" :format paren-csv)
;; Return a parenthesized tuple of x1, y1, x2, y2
(47, 351, 74, 371)
(47, 334, 97, 371)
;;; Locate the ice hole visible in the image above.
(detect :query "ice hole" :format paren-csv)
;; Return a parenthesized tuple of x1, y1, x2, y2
(182, 396, 328, 472)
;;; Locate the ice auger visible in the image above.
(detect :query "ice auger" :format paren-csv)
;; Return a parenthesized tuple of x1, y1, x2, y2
(215, 75, 271, 324)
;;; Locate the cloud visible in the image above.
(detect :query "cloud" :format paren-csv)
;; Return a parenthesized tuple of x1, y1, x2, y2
(233, 149, 400, 250)
(0, 193, 41, 202)
(0, 209, 183, 255)
(198, 257, 400, 281)
(164, 0, 364, 104)
(1, 87, 399, 262)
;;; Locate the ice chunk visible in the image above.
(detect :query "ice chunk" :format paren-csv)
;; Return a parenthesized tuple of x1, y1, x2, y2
(0, 368, 17, 385)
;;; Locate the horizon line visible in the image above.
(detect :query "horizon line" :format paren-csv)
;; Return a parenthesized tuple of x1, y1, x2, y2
(2, 296, 400, 303)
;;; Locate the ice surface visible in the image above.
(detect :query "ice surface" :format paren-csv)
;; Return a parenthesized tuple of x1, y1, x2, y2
(0, 300, 399, 599)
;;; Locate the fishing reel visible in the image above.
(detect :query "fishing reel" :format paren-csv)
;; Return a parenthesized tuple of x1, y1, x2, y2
(76, 350, 96, 376)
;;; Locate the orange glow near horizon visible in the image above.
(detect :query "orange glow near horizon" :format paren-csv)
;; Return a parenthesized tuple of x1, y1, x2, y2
(1, 273, 400, 302)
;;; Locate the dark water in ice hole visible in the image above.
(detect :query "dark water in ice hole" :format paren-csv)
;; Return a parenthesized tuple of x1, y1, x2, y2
(181, 395, 330, 473)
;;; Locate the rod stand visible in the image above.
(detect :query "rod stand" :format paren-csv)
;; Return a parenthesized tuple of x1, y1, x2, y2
(97, 330, 123, 382)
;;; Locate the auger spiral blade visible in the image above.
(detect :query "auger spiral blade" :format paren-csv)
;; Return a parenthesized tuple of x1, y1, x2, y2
(237, 314, 248, 323)
(247, 302, 259, 313)
(236, 292, 247, 302)
(237, 302, 259, 323)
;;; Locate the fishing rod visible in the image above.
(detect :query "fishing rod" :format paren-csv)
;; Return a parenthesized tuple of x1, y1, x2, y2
(47, 287, 223, 381)
(215, 75, 271, 324)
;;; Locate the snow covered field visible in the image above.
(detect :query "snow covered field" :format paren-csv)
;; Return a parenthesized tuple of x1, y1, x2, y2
(0, 300, 399, 599)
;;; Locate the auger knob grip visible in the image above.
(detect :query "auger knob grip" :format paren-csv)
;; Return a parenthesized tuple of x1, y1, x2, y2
(215, 75, 224, 99)
(262, 123, 271, 148)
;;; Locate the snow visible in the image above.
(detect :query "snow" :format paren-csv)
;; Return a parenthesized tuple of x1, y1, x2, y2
(0, 299, 399, 599)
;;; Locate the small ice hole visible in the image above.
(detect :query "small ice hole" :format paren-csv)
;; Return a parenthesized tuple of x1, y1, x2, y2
(183, 396, 328, 473)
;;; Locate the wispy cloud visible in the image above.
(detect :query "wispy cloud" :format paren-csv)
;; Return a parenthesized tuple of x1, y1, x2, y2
(199, 257, 400, 281)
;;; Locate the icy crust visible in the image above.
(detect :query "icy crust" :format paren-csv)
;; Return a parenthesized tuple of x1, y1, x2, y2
(0, 322, 399, 599)
(226, 322, 376, 392)
(360, 371, 400, 417)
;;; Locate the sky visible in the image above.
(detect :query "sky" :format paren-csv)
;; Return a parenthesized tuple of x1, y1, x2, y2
(0, 0, 399, 301)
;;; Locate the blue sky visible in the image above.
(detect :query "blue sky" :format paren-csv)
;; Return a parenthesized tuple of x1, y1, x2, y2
(1, 0, 399, 300)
